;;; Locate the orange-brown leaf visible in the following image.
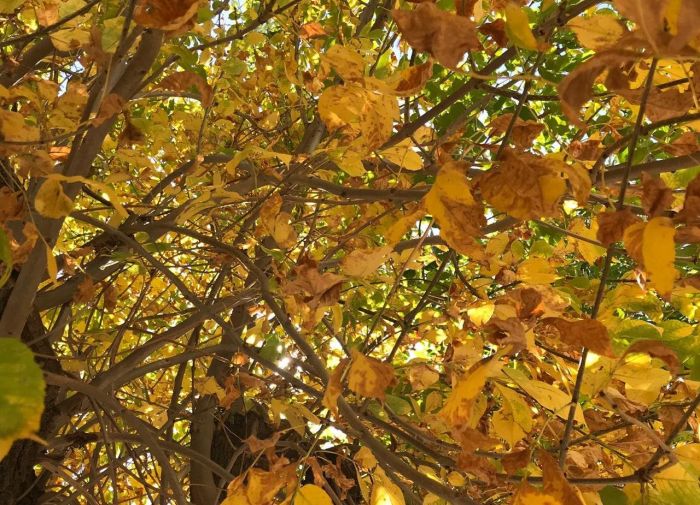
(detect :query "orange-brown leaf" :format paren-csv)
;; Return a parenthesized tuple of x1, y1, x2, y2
(392, 3, 481, 69)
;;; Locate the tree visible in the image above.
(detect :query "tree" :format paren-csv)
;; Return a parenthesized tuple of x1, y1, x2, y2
(0, 0, 699, 503)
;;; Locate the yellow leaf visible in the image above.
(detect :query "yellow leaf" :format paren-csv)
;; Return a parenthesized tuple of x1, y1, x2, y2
(570, 218, 605, 265)
(513, 451, 586, 505)
(504, 2, 540, 51)
(324, 45, 366, 82)
(354, 446, 378, 470)
(0, 110, 40, 142)
(371, 467, 406, 505)
(643, 217, 676, 297)
(378, 139, 423, 171)
(504, 369, 585, 424)
(440, 354, 504, 428)
(568, 14, 625, 50)
(385, 207, 425, 245)
(492, 384, 533, 447)
(294, 484, 332, 505)
(332, 149, 366, 177)
(341, 246, 392, 278)
(347, 350, 396, 400)
(35, 178, 74, 219)
(425, 161, 485, 257)
(517, 257, 559, 285)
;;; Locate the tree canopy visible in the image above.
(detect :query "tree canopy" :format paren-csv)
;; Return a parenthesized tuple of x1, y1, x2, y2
(1, 0, 700, 504)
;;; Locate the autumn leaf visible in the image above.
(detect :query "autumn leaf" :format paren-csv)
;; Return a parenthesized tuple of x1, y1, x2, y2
(384, 60, 433, 97)
(91, 93, 125, 127)
(479, 149, 567, 220)
(134, 0, 200, 33)
(391, 3, 481, 69)
(597, 208, 641, 246)
(513, 451, 586, 505)
(641, 173, 673, 218)
(157, 71, 213, 106)
(322, 359, 348, 415)
(347, 350, 396, 400)
(568, 13, 626, 50)
(542, 317, 615, 357)
(0, 339, 45, 460)
(294, 484, 332, 505)
(35, 178, 74, 219)
(625, 340, 681, 376)
(259, 193, 297, 248)
(623, 217, 677, 297)
(341, 245, 392, 279)
(677, 173, 700, 225)
(503, 2, 541, 51)
(489, 113, 544, 148)
(283, 260, 345, 309)
(440, 354, 504, 429)
(424, 160, 486, 257)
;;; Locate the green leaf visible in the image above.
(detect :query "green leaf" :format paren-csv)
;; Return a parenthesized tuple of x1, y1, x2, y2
(0, 338, 45, 460)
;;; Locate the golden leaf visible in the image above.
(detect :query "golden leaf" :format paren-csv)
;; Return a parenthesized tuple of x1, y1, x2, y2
(424, 160, 485, 257)
(35, 178, 74, 219)
(568, 14, 626, 50)
(294, 485, 332, 505)
(504, 2, 541, 51)
(347, 350, 396, 400)
(623, 217, 677, 297)
(480, 150, 567, 220)
(341, 246, 392, 279)
(440, 354, 504, 429)
(513, 451, 586, 505)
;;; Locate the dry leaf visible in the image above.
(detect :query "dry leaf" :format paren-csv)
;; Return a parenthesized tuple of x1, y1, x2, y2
(158, 71, 213, 106)
(625, 340, 681, 376)
(641, 172, 673, 217)
(596, 208, 640, 246)
(677, 173, 700, 225)
(92, 93, 125, 127)
(489, 113, 544, 148)
(542, 317, 615, 357)
(134, 0, 200, 33)
(392, 3, 481, 69)
(299, 22, 326, 39)
(35, 178, 74, 219)
(513, 450, 586, 505)
(322, 359, 348, 415)
(424, 160, 485, 257)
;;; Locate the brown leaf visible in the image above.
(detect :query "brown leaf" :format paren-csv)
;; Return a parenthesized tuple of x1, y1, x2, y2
(283, 259, 344, 309)
(479, 19, 508, 47)
(484, 317, 527, 353)
(617, 87, 694, 122)
(662, 131, 700, 157)
(625, 340, 681, 375)
(73, 277, 96, 304)
(92, 93, 125, 127)
(569, 139, 603, 161)
(388, 60, 433, 96)
(134, 0, 200, 33)
(158, 71, 213, 106)
(596, 208, 640, 246)
(479, 149, 567, 220)
(245, 432, 280, 453)
(505, 287, 545, 319)
(675, 226, 700, 243)
(558, 51, 637, 128)
(299, 22, 326, 39)
(612, 0, 667, 51)
(502, 449, 530, 475)
(677, 173, 700, 225)
(392, 3, 481, 69)
(542, 317, 615, 357)
(489, 113, 544, 148)
(641, 172, 673, 217)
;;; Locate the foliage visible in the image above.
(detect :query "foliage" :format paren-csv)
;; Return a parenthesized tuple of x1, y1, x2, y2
(0, 0, 699, 504)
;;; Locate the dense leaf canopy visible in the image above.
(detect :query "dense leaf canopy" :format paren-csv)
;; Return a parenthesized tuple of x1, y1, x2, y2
(0, 0, 699, 504)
